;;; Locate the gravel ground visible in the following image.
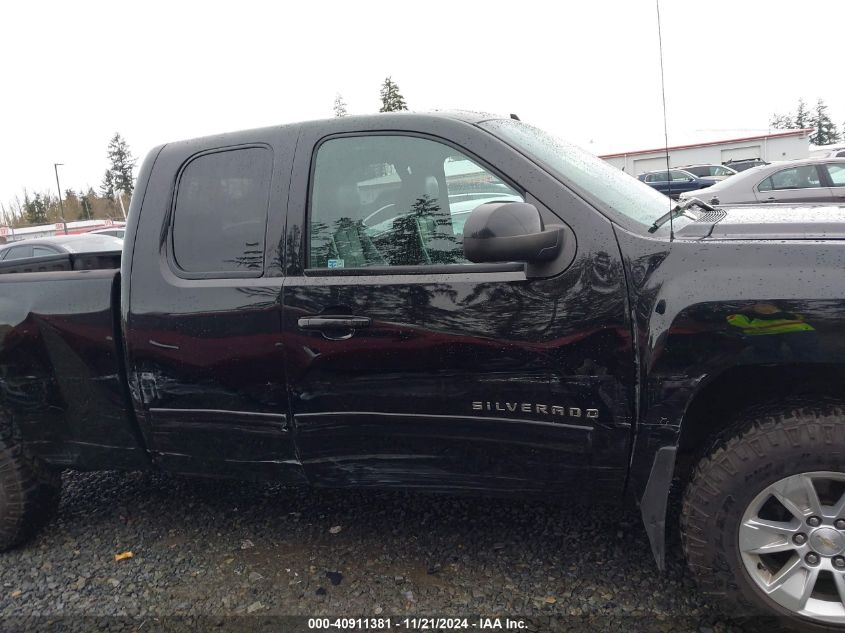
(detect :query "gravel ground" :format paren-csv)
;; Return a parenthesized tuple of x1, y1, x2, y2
(0, 471, 775, 632)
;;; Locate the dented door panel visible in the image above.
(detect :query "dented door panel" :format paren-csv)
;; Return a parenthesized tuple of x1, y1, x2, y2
(122, 125, 305, 482)
(0, 271, 149, 470)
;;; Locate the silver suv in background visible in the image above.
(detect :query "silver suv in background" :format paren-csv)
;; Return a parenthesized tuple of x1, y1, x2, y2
(722, 158, 769, 172)
(679, 164, 737, 181)
(679, 157, 845, 205)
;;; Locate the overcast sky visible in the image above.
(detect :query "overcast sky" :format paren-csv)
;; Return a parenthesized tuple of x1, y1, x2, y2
(1, 0, 842, 209)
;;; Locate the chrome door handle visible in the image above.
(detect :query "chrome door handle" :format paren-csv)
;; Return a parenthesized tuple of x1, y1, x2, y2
(297, 316, 372, 330)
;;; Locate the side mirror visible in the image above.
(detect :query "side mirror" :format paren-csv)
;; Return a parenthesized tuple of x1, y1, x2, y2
(463, 201, 564, 264)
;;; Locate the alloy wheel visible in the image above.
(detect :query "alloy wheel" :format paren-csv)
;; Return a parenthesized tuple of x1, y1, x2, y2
(739, 471, 845, 623)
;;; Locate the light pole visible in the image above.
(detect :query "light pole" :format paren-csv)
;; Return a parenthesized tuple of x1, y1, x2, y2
(53, 163, 68, 235)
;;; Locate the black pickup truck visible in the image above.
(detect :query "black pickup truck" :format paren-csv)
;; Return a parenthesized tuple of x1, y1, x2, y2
(2, 112, 845, 628)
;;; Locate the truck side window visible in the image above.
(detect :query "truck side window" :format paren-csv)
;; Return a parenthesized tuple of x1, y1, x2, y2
(308, 135, 522, 269)
(172, 147, 272, 275)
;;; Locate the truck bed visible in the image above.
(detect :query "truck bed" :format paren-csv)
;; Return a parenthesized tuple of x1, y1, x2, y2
(0, 268, 149, 470)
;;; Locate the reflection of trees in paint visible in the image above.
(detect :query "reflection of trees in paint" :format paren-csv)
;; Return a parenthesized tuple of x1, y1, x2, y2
(225, 242, 263, 271)
(283, 248, 627, 348)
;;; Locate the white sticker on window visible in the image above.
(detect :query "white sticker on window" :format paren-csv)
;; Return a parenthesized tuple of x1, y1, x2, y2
(327, 259, 345, 269)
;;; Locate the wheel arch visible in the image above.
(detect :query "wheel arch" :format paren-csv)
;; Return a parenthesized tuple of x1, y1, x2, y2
(674, 363, 845, 485)
(679, 400, 845, 624)
(635, 362, 845, 571)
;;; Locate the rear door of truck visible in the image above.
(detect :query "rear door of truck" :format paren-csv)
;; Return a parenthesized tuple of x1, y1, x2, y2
(123, 125, 305, 482)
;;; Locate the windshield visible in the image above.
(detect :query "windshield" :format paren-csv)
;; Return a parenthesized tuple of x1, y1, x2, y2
(480, 119, 671, 228)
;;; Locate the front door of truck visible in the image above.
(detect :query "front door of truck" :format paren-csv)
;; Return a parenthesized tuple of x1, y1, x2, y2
(124, 127, 305, 483)
(282, 119, 635, 498)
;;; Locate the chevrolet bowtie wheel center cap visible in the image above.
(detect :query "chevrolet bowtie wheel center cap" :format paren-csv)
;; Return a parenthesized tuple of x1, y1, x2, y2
(811, 527, 845, 557)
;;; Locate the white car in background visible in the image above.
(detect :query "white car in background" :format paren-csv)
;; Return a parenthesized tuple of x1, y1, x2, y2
(88, 226, 126, 239)
(679, 157, 845, 205)
(809, 143, 845, 159)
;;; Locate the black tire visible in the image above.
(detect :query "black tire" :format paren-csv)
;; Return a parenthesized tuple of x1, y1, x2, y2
(0, 425, 61, 552)
(681, 402, 845, 631)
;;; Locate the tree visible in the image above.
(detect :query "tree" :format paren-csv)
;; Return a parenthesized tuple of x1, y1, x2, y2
(8, 195, 24, 227)
(100, 169, 115, 201)
(24, 191, 48, 225)
(333, 93, 348, 117)
(771, 98, 810, 130)
(809, 98, 841, 146)
(3, 196, 20, 227)
(794, 98, 811, 129)
(770, 113, 793, 130)
(79, 190, 93, 220)
(379, 76, 408, 113)
(64, 189, 83, 220)
(0, 203, 12, 229)
(106, 133, 137, 195)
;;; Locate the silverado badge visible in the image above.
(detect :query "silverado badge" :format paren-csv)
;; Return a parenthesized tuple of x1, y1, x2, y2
(472, 401, 599, 419)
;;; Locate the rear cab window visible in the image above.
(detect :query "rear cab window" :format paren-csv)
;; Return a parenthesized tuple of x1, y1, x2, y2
(171, 147, 272, 277)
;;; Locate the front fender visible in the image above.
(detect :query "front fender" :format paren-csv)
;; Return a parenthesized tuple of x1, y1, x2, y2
(615, 225, 845, 569)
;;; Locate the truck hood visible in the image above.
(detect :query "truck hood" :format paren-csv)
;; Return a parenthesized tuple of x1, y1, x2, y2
(676, 204, 845, 240)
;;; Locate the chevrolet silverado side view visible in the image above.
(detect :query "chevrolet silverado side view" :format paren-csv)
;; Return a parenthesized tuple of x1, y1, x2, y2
(2, 112, 845, 629)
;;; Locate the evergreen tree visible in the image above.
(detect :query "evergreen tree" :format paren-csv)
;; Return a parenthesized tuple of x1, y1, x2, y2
(379, 76, 408, 112)
(106, 133, 137, 195)
(794, 98, 811, 129)
(333, 93, 348, 117)
(100, 169, 115, 200)
(24, 191, 48, 225)
(809, 98, 841, 145)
